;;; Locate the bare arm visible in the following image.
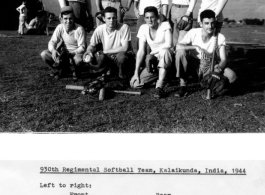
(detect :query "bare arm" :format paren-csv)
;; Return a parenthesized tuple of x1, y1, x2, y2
(150, 29, 173, 55)
(16, 6, 21, 12)
(215, 45, 227, 71)
(186, 0, 197, 17)
(130, 38, 146, 87)
(162, 4, 168, 18)
(125, 0, 133, 11)
(215, 0, 228, 17)
(134, 0, 140, 18)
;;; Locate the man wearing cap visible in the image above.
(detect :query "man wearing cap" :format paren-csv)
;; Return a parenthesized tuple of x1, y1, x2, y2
(40, 6, 86, 80)
(83, 6, 135, 79)
(58, 0, 93, 31)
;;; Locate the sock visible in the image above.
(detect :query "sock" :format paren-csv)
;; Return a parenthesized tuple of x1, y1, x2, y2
(155, 80, 165, 88)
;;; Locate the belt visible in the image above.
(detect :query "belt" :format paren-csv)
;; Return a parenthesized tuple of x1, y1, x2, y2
(102, 0, 120, 2)
(172, 4, 189, 8)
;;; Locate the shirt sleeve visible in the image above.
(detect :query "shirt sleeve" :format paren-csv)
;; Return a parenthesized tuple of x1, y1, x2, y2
(75, 27, 86, 54)
(137, 24, 147, 42)
(217, 33, 226, 48)
(162, 21, 171, 31)
(121, 24, 131, 43)
(48, 25, 63, 52)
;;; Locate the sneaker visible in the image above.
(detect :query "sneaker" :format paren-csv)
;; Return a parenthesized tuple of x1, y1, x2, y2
(174, 86, 188, 98)
(154, 87, 166, 98)
(49, 72, 60, 79)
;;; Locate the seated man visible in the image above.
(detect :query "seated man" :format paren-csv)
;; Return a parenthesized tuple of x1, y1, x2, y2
(40, 6, 86, 80)
(130, 6, 174, 98)
(83, 6, 135, 80)
(174, 9, 237, 97)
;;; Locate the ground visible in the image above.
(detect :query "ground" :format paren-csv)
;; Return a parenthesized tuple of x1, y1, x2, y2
(1, 22, 265, 132)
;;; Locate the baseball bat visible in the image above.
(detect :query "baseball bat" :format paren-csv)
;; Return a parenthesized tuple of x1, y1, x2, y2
(66, 85, 85, 91)
(99, 88, 105, 101)
(66, 85, 142, 96)
(206, 28, 218, 100)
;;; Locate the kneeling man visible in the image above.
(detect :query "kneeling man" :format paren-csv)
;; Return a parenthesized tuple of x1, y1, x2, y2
(130, 6, 174, 98)
(174, 9, 237, 97)
(41, 6, 86, 80)
(83, 6, 135, 80)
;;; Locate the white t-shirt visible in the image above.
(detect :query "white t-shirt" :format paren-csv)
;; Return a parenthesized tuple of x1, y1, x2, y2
(179, 28, 226, 59)
(137, 21, 171, 55)
(49, 23, 86, 54)
(198, 0, 224, 22)
(134, 0, 169, 15)
(90, 23, 132, 51)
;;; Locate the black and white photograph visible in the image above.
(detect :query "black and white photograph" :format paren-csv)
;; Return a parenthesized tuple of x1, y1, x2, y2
(1, 160, 265, 195)
(1, 0, 265, 132)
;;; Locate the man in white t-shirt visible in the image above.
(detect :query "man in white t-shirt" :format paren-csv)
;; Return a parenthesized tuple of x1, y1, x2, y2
(83, 6, 135, 79)
(169, 0, 197, 45)
(133, 0, 169, 36)
(174, 9, 236, 97)
(40, 6, 86, 80)
(130, 6, 174, 98)
(197, 0, 228, 31)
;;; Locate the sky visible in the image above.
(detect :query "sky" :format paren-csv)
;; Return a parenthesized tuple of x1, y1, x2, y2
(42, 0, 265, 21)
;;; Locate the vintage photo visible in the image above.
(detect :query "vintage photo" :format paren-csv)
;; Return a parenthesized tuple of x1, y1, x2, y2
(0, 160, 265, 195)
(1, 0, 265, 132)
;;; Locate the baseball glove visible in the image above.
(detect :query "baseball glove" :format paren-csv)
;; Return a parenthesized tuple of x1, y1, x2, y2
(83, 75, 106, 95)
(177, 15, 193, 31)
(200, 72, 229, 94)
(95, 12, 104, 23)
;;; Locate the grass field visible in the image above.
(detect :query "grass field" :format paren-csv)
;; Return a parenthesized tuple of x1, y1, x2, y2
(1, 23, 265, 132)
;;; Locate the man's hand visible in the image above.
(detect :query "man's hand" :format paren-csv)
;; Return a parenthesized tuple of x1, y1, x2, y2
(130, 73, 140, 88)
(134, 7, 140, 19)
(214, 64, 222, 73)
(121, 7, 129, 15)
(83, 51, 93, 63)
(51, 49, 60, 62)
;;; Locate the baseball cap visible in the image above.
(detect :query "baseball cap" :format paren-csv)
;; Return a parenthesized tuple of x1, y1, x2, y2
(61, 6, 73, 14)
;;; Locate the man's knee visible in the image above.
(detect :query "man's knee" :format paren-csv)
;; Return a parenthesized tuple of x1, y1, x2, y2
(73, 54, 83, 66)
(116, 52, 128, 64)
(175, 49, 187, 59)
(223, 68, 237, 83)
(40, 50, 50, 61)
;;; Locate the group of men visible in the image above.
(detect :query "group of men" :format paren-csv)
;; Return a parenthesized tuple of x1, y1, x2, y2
(41, 0, 237, 98)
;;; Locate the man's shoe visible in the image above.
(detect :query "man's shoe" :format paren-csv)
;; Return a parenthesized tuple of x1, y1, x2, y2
(154, 87, 166, 98)
(174, 86, 188, 98)
(72, 72, 78, 81)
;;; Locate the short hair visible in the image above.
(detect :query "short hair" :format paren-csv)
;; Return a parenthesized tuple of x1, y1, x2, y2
(144, 6, 159, 17)
(60, 6, 74, 17)
(200, 9, 216, 22)
(103, 6, 117, 17)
